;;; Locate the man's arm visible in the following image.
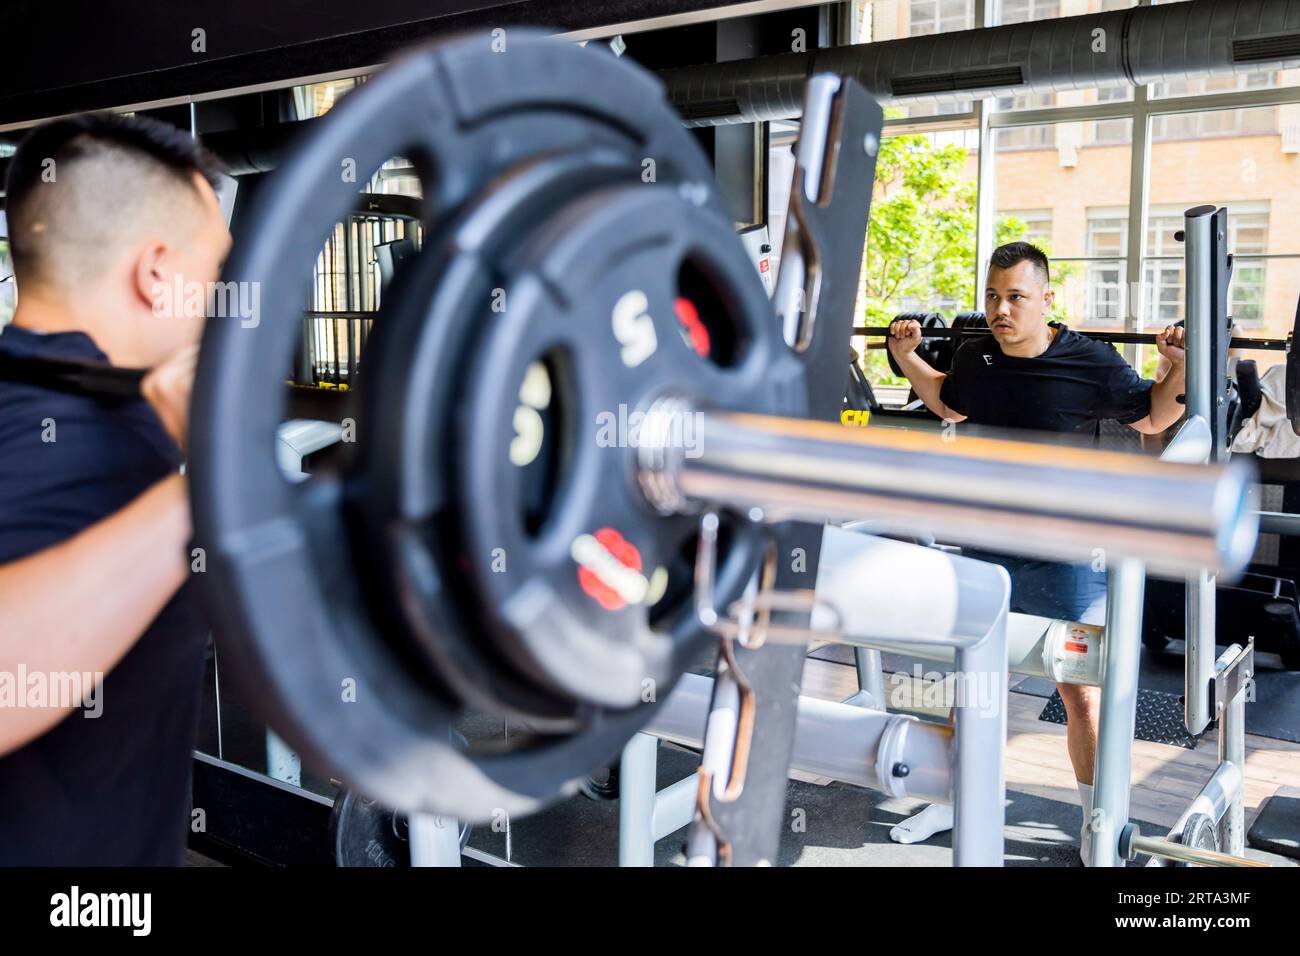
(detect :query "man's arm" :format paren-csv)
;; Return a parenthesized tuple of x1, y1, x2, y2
(1128, 325, 1186, 435)
(0, 475, 191, 756)
(0, 346, 196, 757)
(887, 319, 967, 422)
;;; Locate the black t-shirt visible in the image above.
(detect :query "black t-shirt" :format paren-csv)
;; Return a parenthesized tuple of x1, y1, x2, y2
(939, 322, 1153, 434)
(0, 326, 206, 865)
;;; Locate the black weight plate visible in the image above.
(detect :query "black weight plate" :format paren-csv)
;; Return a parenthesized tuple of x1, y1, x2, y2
(190, 32, 741, 821)
(922, 312, 953, 373)
(351, 154, 635, 731)
(885, 311, 930, 380)
(454, 183, 806, 708)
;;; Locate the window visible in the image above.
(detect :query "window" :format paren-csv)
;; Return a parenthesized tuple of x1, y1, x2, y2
(1144, 102, 1300, 356)
(999, 0, 1060, 21)
(908, 0, 974, 36)
(1142, 205, 1272, 329)
(999, 209, 1052, 247)
(842, 0, 1300, 388)
(994, 95, 1058, 148)
(292, 78, 361, 120)
(1086, 212, 1127, 326)
(852, 1, 976, 118)
(1149, 54, 1300, 99)
(991, 1, 1135, 111)
(1151, 101, 1278, 142)
(993, 118, 1133, 326)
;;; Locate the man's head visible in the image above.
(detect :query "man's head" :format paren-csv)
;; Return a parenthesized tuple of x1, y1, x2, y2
(984, 241, 1054, 350)
(4, 112, 231, 365)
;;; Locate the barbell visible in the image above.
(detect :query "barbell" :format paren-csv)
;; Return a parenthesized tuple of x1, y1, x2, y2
(856, 311, 1296, 353)
(0, 33, 1261, 840)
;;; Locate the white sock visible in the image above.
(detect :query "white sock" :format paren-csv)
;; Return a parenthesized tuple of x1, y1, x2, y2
(889, 803, 954, 845)
(1077, 781, 1094, 866)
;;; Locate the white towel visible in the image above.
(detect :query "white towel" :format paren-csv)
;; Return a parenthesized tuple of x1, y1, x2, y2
(1230, 364, 1300, 459)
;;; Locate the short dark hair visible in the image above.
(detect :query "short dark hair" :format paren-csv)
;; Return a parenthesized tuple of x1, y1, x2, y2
(988, 241, 1050, 286)
(3, 112, 224, 287)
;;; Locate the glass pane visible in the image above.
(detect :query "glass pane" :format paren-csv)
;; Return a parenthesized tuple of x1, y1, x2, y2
(292, 77, 362, 120)
(991, 0, 1135, 110)
(993, 118, 1132, 243)
(852, 0, 977, 118)
(1150, 101, 1300, 150)
(1149, 58, 1300, 99)
(1147, 106, 1300, 258)
(1138, 256, 1299, 375)
(857, 125, 980, 384)
(997, 0, 1131, 23)
(992, 118, 1132, 329)
(1072, 258, 1127, 328)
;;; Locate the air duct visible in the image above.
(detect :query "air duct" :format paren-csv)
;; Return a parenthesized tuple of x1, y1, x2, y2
(661, 0, 1300, 126)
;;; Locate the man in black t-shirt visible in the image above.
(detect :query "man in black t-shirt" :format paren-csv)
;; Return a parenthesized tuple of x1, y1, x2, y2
(0, 114, 230, 863)
(882, 241, 1186, 862)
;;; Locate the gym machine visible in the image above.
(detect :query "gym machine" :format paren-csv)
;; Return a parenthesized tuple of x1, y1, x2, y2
(0, 34, 1261, 867)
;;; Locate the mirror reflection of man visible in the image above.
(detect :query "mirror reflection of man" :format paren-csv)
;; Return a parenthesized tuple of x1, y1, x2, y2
(885, 241, 1186, 864)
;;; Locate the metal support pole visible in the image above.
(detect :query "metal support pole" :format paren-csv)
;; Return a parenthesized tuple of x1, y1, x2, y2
(1218, 657, 1248, 857)
(408, 813, 463, 867)
(1182, 204, 1222, 736)
(618, 733, 660, 868)
(1089, 558, 1146, 868)
(1186, 568, 1217, 736)
(952, 604, 1008, 867)
(850, 647, 887, 709)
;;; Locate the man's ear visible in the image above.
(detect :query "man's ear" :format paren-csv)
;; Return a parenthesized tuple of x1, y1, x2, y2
(132, 242, 169, 315)
(1042, 287, 1055, 315)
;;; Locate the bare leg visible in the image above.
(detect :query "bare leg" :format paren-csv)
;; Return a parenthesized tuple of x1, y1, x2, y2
(1057, 682, 1100, 785)
(1058, 682, 1101, 865)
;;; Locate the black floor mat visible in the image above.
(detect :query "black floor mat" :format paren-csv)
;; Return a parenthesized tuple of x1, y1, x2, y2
(1038, 688, 1198, 749)
(1139, 641, 1300, 744)
(1247, 795, 1300, 861)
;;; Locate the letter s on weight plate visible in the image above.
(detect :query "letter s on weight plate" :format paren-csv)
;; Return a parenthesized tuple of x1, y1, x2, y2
(612, 290, 658, 368)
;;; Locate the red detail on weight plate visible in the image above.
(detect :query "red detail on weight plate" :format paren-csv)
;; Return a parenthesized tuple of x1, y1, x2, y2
(1064, 641, 1089, 653)
(759, 258, 770, 273)
(674, 297, 711, 358)
(576, 527, 643, 612)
